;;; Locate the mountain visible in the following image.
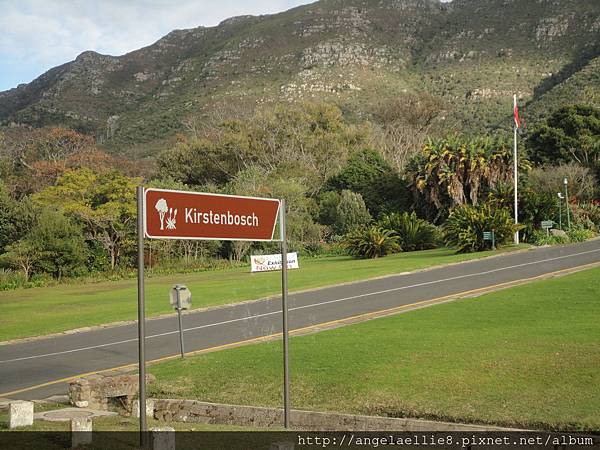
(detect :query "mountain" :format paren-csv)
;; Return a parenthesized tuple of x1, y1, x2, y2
(1, 0, 599, 156)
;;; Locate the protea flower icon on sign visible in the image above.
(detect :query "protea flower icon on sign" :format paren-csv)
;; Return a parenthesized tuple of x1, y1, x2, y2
(155, 198, 177, 230)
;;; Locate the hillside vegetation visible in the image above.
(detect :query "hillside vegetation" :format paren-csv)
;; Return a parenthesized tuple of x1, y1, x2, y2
(0, 0, 599, 155)
(0, 0, 599, 289)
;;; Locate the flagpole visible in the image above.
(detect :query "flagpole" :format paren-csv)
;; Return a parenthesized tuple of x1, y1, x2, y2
(513, 94, 519, 245)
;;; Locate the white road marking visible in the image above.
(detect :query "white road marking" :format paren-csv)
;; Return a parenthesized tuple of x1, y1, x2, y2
(1, 247, 598, 364)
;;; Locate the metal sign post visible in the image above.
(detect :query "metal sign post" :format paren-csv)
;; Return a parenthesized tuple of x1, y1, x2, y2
(170, 285, 191, 358)
(176, 288, 185, 358)
(557, 193, 563, 230)
(513, 94, 520, 245)
(279, 199, 291, 428)
(136, 186, 148, 447)
(564, 178, 571, 229)
(138, 188, 291, 430)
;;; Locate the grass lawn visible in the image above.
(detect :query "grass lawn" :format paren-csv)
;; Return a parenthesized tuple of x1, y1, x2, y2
(0, 246, 525, 342)
(148, 267, 600, 431)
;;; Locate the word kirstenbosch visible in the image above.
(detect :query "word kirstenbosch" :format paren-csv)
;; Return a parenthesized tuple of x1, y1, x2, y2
(185, 208, 260, 227)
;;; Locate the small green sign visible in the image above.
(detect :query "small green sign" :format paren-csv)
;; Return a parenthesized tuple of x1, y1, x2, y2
(541, 220, 554, 229)
(483, 231, 496, 250)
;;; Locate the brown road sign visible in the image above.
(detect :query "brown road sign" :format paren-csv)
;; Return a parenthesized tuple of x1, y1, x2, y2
(144, 188, 280, 241)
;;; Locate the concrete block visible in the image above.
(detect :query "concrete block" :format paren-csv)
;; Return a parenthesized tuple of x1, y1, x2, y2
(71, 417, 92, 448)
(151, 427, 176, 450)
(270, 442, 294, 450)
(133, 398, 155, 418)
(9, 401, 34, 428)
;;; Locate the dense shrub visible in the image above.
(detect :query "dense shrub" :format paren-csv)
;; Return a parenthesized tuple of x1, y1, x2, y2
(531, 224, 596, 246)
(0, 268, 28, 290)
(527, 163, 597, 202)
(519, 189, 557, 243)
(343, 226, 401, 259)
(378, 212, 439, 251)
(444, 203, 519, 253)
(333, 190, 372, 235)
(567, 225, 596, 243)
(326, 148, 408, 217)
(317, 191, 341, 227)
(530, 230, 570, 246)
(571, 203, 600, 231)
(0, 269, 53, 291)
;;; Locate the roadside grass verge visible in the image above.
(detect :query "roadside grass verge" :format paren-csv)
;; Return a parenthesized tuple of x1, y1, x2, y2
(0, 246, 525, 342)
(148, 267, 600, 431)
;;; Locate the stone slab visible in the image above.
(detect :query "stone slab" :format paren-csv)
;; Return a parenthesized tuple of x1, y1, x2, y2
(34, 407, 117, 422)
(152, 427, 176, 450)
(71, 417, 93, 448)
(133, 398, 155, 418)
(9, 400, 34, 429)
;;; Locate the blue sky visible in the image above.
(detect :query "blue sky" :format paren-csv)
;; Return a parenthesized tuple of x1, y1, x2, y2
(0, 0, 316, 91)
(0, 0, 452, 92)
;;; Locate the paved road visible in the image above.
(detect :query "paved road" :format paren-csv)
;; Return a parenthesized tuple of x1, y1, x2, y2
(1, 239, 599, 400)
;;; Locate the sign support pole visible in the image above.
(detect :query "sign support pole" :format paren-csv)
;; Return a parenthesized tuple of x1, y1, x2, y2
(136, 186, 148, 447)
(513, 94, 520, 245)
(176, 287, 185, 358)
(279, 199, 291, 428)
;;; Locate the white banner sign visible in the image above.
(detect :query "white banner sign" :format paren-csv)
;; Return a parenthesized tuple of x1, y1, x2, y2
(251, 252, 299, 273)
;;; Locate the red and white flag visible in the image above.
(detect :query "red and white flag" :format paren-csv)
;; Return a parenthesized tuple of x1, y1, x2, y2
(513, 94, 521, 129)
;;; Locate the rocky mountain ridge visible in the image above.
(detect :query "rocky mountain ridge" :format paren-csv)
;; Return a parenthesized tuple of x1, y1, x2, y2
(1, 0, 599, 155)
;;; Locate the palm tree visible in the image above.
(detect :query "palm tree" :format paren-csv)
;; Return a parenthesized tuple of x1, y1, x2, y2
(410, 135, 529, 222)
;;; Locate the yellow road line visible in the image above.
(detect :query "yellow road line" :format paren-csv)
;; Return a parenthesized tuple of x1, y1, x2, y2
(1, 261, 598, 398)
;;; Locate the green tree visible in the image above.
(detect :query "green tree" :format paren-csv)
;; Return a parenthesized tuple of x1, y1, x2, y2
(527, 105, 600, 177)
(317, 191, 341, 227)
(33, 168, 141, 270)
(409, 136, 529, 223)
(0, 240, 38, 281)
(327, 148, 407, 217)
(0, 182, 36, 254)
(334, 190, 371, 235)
(26, 209, 87, 279)
(156, 132, 245, 187)
(224, 166, 325, 254)
(158, 102, 369, 191)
